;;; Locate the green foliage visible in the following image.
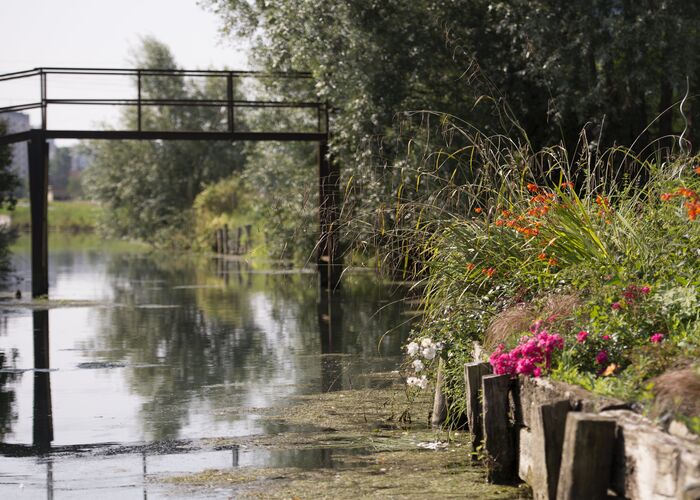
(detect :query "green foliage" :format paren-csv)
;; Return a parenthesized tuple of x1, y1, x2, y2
(84, 37, 247, 246)
(0, 119, 19, 281)
(0, 120, 19, 211)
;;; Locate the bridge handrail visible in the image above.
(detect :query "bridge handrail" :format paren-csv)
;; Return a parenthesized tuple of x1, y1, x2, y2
(0, 66, 325, 134)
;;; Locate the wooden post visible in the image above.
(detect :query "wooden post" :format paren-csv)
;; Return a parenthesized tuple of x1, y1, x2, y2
(431, 358, 448, 428)
(556, 413, 616, 500)
(464, 362, 492, 456)
(215, 229, 222, 254)
(482, 373, 516, 483)
(245, 224, 252, 252)
(531, 400, 572, 500)
(27, 132, 49, 297)
(223, 224, 229, 254)
(237, 227, 243, 254)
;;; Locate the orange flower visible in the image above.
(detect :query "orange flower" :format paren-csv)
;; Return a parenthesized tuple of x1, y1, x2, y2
(595, 195, 609, 207)
(694, 166, 700, 175)
(527, 183, 539, 193)
(482, 267, 496, 278)
(537, 253, 547, 260)
(474, 207, 482, 214)
(547, 257, 558, 266)
(495, 219, 504, 226)
(660, 193, 672, 201)
(466, 263, 476, 271)
(560, 181, 574, 190)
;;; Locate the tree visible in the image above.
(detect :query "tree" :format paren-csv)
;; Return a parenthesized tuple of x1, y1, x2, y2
(0, 120, 19, 210)
(206, 0, 700, 266)
(0, 119, 19, 280)
(84, 37, 247, 244)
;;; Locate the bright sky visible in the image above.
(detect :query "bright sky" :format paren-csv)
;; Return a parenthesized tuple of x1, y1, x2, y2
(0, 0, 248, 136)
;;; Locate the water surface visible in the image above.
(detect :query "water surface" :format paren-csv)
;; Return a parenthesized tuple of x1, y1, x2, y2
(0, 234, 413, 497)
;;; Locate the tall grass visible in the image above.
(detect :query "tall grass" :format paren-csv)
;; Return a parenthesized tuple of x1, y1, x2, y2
(352, 112, 700, 419)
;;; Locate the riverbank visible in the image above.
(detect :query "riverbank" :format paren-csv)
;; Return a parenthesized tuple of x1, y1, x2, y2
(0, 199, 101, 232)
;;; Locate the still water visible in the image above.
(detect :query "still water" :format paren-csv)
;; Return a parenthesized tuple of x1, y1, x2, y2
(0, 234, 413, 498)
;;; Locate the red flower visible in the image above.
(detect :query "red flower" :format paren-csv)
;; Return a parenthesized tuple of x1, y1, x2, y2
(595, 351, 609, 365)
(650, 333, 665, 343)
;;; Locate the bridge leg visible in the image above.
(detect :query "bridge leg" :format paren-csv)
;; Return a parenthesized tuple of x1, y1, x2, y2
(27, 132, 49, 297)
(318, 141, 341, 289)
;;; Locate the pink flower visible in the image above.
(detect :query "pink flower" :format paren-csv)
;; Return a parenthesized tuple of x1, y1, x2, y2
(601, 334, 611, 341)
(595, 351, 609, 365)
(650, 333, 665, 344)
(640, 286, 651, 295)
(529, 320, 544, 334)
(576, 331, 589, 343)
(533, 367, 542, 377)
(611, 302, 622, 310)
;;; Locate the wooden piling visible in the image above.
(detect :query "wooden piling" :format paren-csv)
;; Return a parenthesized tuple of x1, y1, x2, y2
(532, 400, 572, 500)
(223, 224, 229, 254)
(556, 412, 616, 500)
(215, 229, 222, 254)
(482, 373, 516, 483)
(431, 358, 448, 428)
(464, 362, 492, 455)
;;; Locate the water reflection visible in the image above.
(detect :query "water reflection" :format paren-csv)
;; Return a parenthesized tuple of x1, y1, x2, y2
(0, 240, 413, 451)
(33, 310, 54, 452)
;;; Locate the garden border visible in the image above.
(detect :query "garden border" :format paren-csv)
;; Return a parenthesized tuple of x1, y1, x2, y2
(447, 360, 700, 499)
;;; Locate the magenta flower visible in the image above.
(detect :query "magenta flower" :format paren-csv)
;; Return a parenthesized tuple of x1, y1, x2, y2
(611, 302, 622, 310)
(601, 334, 611, 341)
(640, 286, 651, 295)
(595, 350, 609, 365)
(650, 333, 665, 344)
(576, 331, 589, 343)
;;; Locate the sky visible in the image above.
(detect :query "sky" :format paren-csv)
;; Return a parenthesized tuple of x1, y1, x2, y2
(0, 0, 248, 136)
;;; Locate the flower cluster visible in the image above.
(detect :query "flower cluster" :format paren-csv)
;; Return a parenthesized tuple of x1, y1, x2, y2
(660, 186, 700, 221)
(405, 337, 443, 389)
(489, 322, 564, 377)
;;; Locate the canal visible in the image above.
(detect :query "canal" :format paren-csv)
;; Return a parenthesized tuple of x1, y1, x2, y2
(0, 234, 417, 498)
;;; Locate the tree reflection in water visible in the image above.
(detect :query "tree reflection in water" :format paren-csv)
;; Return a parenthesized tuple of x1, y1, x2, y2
(85, 254, 413, 441)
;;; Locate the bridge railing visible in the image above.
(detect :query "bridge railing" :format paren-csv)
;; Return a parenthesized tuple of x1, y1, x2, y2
(0, 67, 327, 140)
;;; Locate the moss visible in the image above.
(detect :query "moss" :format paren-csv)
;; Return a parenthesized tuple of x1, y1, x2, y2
(161, 383, 529, 499)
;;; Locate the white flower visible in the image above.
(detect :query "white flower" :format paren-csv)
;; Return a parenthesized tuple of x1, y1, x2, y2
(422, 345, 437, 360)
(406, 342, 419, 356)
(412, 358, 424, 373)
(407, 375, 429, 390)
(420, 338, 434, 348)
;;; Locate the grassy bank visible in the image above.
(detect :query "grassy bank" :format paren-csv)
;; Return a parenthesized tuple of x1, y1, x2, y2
(1, 200, 101, 232)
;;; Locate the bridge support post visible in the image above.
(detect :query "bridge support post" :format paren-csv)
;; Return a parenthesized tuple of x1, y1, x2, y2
(27, 131, 49, 297)
(318, 141, 341, 289)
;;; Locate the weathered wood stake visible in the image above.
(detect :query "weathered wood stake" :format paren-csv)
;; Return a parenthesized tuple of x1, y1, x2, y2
(556, 412, 616, 500)
(482, 373, 516, 483)
(532, 400, 572, 500)
(431, 358, 448, 428)
(464, 362, 492, 457)
(223, 224, 229, 254)
(215, 229, 223, 254)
